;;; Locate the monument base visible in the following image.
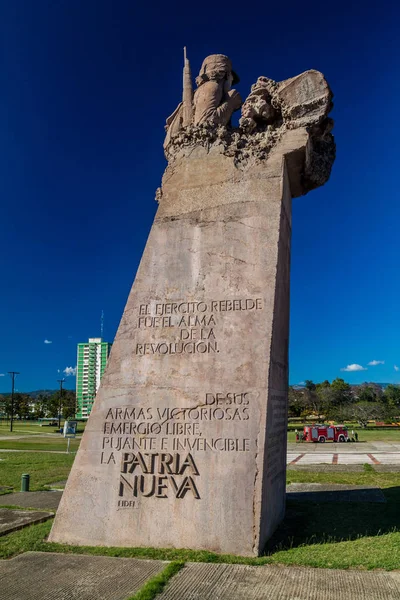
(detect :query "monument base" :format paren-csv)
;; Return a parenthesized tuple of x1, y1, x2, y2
(49, 129, 312, 556)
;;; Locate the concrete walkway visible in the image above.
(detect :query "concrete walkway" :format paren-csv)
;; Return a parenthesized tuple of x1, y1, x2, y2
(158, 562, 400, 600)
(1, 553, 399, 600)
(287, 441, 400, 452)
(287, 451, 400, 465)
(0, 552, 166, 600)
(287, 441, 400, 465)
(0, 491, 62, 511)
(0, 509, 53, 536)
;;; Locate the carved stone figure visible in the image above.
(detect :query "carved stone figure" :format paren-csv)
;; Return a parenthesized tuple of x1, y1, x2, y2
(193, 54, 242, 126)
(164, 52, 242, 150)
(163, 54, 335, 196)
(239, 76, 278, 133)
(240, 70, 333, 135)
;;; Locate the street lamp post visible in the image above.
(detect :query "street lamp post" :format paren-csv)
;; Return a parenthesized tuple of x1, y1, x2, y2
(57, 378, 65, 430)
(8, 372, 20, 433)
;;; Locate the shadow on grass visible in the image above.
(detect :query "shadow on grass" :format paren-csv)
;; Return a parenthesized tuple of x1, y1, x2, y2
(265, 486, 400, 553)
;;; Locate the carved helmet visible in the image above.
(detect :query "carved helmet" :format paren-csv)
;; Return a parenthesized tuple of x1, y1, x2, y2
(197, 54, 240, 85)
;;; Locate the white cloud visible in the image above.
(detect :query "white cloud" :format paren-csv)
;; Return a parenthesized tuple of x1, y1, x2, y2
(368, 360, 385, 366)
(395, 365, 399, 372)
(63, 366, 77, 377)
(44, 339, 52, 344)
(341, 363, 367, 372)
(0, 373, 5, 377)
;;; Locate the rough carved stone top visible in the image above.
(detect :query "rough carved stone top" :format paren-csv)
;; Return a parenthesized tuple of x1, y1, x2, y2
(163, 52, 335, 197)
(164, 53, 242, 151)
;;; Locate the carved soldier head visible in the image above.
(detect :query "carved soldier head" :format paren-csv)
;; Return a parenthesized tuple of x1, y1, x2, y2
(195, 54, 240, 89)
(240, 78, 278, 133)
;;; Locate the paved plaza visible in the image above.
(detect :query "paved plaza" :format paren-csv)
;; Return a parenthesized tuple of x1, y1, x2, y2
(0, 552, 166, 600)
(159, 563, 400, 600)
(0, 491, 63, 511)
(158, 562, 400, 600)
(287, 441, 400, 466)
(2, 553, 399, 600)
(286, 452, 400, 465)
(0, 509, 53, 536)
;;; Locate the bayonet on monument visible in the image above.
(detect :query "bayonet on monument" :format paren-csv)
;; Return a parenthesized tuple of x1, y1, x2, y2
(182, 47, 193, 127)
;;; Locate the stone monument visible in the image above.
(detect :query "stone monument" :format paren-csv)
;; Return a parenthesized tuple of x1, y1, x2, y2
(49, 52, 335, 556)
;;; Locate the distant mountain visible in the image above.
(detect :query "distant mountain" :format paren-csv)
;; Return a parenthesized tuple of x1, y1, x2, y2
(24, 389, 59, 399)
(290, 382, 397, 389)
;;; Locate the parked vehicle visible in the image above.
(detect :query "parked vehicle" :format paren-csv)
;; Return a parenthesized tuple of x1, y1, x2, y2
(302, 424, 348, 443)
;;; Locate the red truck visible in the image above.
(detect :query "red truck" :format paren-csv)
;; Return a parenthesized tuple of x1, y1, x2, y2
(302, 424, 348, 443)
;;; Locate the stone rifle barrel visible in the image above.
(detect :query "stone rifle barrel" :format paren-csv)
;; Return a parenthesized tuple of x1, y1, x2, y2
(182, 47, 193, 127)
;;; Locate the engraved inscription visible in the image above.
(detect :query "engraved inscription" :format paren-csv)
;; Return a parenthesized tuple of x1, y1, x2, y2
(265, 393, 287, 486)
(135, 297, 263, 355)
(119, 452, 201, 499)
(104, 297, 265, 507)
(100, 389, 258, 507)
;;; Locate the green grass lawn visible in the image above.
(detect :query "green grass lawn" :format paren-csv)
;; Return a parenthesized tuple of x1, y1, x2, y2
(0, 437, 80, 452)
(1, 458, 399, 570)
(0, 420, 86, 436)
(270, 467, 400, 569)
(0, 422, 55, 436)
(0, 452, 75, 491)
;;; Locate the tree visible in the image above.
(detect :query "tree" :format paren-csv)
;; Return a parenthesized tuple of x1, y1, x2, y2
(341, 402, 385, 428)
(318, 380, 331, 389)
(47, 390, 76, 420)
(304, 380, 316, 392)
(0, 394, 6, 417)
(383, 385, 400, 411)
(32, 394, 51, 419)
(47, 393, 60, 418)
(329, 378, 352, 406)
(3, 393, 32, 420)
(17, 394, 32, 419)
(355, 383, 382, 402)
(304, 380, 326, 420)
(62, 390, 77, 420)
(315, 382, 334, 419)
(288, 387, 308, 417)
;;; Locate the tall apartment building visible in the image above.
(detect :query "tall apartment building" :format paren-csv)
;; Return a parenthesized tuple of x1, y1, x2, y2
(76, 338, 112, 419)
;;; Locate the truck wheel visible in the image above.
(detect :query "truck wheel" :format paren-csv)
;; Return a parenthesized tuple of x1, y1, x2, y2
(338, 435, 345, 442)
(318, 436, 326, 443)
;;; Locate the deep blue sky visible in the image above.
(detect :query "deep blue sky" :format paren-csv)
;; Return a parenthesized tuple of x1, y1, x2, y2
(1, 0, 399, 392)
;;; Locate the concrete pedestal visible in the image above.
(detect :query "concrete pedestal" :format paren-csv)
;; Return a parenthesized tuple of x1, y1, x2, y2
(49, 130, 310, 556)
